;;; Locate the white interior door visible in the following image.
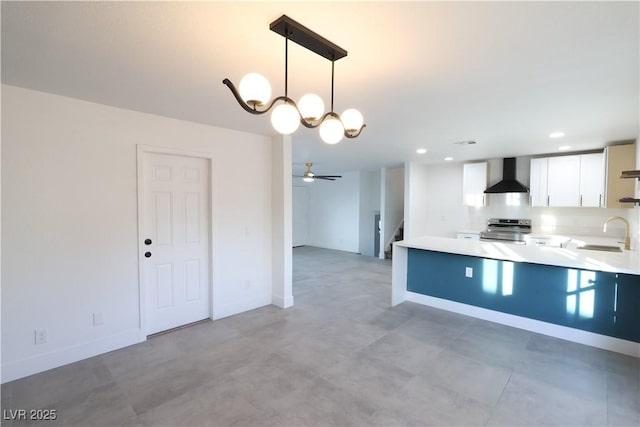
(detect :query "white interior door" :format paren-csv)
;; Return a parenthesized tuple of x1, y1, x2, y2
(292, 186, 309, 247)
(141, 152, 211, 335)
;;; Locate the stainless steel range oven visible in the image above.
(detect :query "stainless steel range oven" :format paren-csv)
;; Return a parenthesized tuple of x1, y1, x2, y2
(479, 218, 531, 244)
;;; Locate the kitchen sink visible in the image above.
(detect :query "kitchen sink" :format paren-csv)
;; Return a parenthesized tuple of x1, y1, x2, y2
(577, 244, 623, 253)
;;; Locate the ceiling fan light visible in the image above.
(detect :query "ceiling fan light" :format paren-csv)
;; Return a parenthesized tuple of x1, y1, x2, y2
(341, 108, 364, 133)
(238, 73, 272, 107)
(303, 176, 314, 183)
(271, 103, 300, 134)
(319, 116, 344, 144)
(298, 94, 325, 122)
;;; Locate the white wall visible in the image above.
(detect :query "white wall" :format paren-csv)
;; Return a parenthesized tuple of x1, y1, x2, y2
(381, 167, 404, 256)
(307, 171, 360, 253)
(294, 169, 381, 256)
(404, 162, 467, 239)
(358, 170, 381, 257)
(1, 85, 278, 382)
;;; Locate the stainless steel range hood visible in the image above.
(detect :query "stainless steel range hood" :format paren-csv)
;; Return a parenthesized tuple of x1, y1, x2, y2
(484, 158, 529, 193)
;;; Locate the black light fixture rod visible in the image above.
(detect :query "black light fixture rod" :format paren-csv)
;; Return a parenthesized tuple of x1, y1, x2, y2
(284, 36, 289, 98)
(331, 58, 335, 112)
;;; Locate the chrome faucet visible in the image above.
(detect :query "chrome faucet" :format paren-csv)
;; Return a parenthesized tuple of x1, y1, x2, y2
(603, 216, 630, 251)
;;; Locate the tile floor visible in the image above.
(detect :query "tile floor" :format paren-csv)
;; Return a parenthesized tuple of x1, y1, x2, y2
(2, 246, 639, 426)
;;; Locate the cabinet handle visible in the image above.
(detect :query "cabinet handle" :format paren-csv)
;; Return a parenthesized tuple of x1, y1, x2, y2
(580, 195, 583, 207)
(547, 195, 550, 207)
(599, 194, 602, 208)
(529, 193, 532, 205)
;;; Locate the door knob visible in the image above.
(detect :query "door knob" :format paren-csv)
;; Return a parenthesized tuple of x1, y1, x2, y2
(144, 252, 152, 258)
(144, 238, 152, 245)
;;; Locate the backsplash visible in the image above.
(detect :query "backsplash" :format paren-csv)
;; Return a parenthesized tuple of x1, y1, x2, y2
(466, 193, 634, 238)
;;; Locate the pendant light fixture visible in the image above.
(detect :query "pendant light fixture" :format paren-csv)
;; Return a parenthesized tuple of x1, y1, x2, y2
(222, 15, 366, 144)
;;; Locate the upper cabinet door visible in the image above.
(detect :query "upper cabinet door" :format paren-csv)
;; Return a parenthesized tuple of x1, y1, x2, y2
(580, 153, 604, 207)
(547, 155, 581, 207)
(529, 158, 549, 207)
(463, 162, 488, 207)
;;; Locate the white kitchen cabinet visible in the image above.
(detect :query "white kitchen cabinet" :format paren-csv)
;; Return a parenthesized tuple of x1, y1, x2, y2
(463, 162, 488, 207)
(579, 152, 604, 207)
(547, 155, 581, 207)
(529, 158, 548, 207)
(529, 152, 604, 207)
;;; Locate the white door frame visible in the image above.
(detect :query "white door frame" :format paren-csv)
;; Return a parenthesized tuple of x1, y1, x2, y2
(136, 144, 215, 336)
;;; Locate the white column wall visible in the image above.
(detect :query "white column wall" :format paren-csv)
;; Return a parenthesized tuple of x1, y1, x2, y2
(404, 162, 429, 240)
(271, 135, 293, 308)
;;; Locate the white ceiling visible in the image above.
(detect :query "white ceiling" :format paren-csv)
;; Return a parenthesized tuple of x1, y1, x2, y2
(2, 1, 638, 175)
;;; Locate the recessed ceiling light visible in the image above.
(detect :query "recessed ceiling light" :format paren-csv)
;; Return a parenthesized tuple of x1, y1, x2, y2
(558, 145, 571, 151)
(549, 132, 565, 138)
(416, 148, 427, 154)
(444, 156, 454, 161)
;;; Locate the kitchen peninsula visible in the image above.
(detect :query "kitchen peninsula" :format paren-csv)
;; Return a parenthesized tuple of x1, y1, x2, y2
(392, 236, 640, 357)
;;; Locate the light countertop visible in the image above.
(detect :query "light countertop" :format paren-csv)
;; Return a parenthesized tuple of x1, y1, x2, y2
(395, 235, 640, 275)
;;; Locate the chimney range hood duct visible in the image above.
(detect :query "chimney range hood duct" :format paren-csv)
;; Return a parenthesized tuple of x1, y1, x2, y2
(484, 157, 529, 193)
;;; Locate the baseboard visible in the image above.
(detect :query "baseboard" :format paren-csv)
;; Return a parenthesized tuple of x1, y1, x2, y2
(272, 293, 294, 308)
(212, 295, 272, 320)
(406, 291, 640, 358)
(1, 328, 145, 384)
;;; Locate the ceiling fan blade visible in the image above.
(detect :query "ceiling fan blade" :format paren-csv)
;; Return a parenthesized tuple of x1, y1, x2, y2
(315, 176, 337, 181)
(315, 175, 342, 179)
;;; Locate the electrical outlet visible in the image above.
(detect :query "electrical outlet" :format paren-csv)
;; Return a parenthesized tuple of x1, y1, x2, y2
(465, 267, 473, 278)
(93, 312, 104, 326)
(34, 329, 47, 345)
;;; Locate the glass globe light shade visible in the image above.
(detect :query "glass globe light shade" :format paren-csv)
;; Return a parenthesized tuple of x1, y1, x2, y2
(271, 103, 300, 135)
(298, 94, 325, 122)
(238, 73, 271, 107)
(319, 116, 344, 144)
(303, 177, 314, 183)
(341, 108, 364, 133)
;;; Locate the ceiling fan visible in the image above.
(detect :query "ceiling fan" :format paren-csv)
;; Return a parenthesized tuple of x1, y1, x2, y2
(294, 162, 342, 182)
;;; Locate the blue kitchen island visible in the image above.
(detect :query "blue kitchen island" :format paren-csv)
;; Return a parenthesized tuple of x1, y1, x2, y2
(392, 236, 640, 357)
